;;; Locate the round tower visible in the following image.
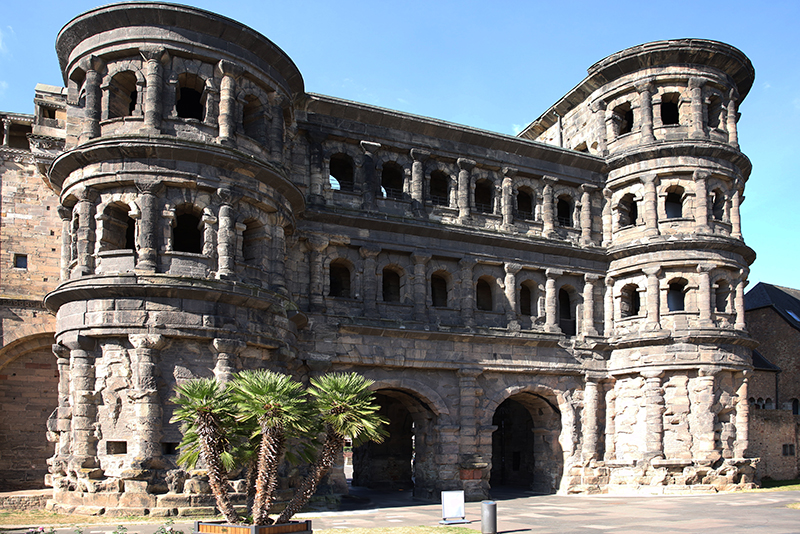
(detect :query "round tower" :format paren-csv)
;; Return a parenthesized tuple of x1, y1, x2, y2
(45, 2, 306, 513)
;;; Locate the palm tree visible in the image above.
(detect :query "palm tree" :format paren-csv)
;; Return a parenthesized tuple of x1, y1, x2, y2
(276, 372, 387, 524)
(231, 370, 311, 525)
(170, 378, 240, 524)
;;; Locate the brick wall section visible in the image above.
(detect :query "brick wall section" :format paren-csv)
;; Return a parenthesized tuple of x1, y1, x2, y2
(749, 410, 800, 481)
(0, 347, 58, 490)
(747, 307, 800, 409)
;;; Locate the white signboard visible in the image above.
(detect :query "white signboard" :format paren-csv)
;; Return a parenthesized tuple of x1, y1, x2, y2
(440, 490, 467, 523)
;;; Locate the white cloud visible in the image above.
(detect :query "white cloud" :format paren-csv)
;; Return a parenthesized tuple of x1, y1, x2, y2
(763, 82, 772, 90)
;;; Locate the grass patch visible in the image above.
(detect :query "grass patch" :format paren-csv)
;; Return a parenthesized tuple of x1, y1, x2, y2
(0, 510, 217, 528)
(316, 528, 476, 534)
(753, 479, 800, 492)
(788, 503, 800, 510)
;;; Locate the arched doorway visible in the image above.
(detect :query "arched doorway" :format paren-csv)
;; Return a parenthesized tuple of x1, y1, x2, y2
(490, 392, 562, 494)
(352, 389, 437, 498)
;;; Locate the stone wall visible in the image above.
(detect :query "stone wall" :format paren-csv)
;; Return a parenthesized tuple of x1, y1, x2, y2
(750, 409, 799, 481)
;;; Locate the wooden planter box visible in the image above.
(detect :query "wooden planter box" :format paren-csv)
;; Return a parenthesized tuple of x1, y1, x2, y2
(195, 520, 312, 534)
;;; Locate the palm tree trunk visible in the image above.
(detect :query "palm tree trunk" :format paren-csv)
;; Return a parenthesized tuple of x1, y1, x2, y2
(276, 426, 343, 524)
(197, 423, 240, 524)
(245, 455, 258, 516)
(252, 424, 285, 525)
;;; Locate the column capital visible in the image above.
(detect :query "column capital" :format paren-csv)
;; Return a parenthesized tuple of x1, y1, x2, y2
(139, 46, 169, 63)
(585, 372, 605, 383)
(580, 183, 598, 193)
(459, 256, 476, 269)
(52, 343, 70, 360)
(696, 263, 716, 273)
(590, 99, 607, 113)
(57, 205, 72, 221)
(546, 268, 563, 279)
(605, 276, 615, 287)
(584, 273, 602, 283)
(211, 338, 246, 355)
(359, 244, 381, 259)
(502, 166, 518, 178)
(643, 266, 661, 277)
(73, 186, 99, 203)
(641, 369, 664, 380)
(457, 158, 476, 171)
(634, 79, 655, 94)
(128, 334, 167, 351)
(692, 169, 711, 182)
(698, 366, 721, 378)
(457, 367, 482, 379)
(504, 262, 522, 275)
(308, 234, 330, 253)
(215, 59, 244, 79)
(410, 148, 430, 161)
(543, 176, 558, 186)
(360, 140, 381, 155)
(688, 77, 707, 90)
(603, 187, 613, 199)
(411, 251, 431, 265)
(641, 174, 657, 185)
(80, 55, 106, 73)
(216, 187, 242, 205)
(135, 178, 164, 195)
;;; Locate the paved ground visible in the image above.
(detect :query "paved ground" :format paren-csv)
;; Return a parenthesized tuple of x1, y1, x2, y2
(3, 488, 800, 533)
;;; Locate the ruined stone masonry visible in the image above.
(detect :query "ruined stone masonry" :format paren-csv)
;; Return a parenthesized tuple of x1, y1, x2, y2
(0, 2, 759, 515)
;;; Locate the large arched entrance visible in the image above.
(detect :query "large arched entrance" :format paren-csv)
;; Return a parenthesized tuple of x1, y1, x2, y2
(352, 389, 437, 498)
(490, 392, 562, 494)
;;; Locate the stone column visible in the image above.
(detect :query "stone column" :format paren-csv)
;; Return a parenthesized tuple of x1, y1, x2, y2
(211, 338, 246, 384)
(688, 77, 707, 139)
(81, 57, 104, 142)
(216, 188, 241, 279)
(734, 370, 750, 457)
(542, 177, 557, 238)
(692, 368, 720, 463)
(602, 188, 613, 246)
(271, 214, 289, 295)
(360, 245, 381, 316)
(410, 149, 430, 215)
(501, 167, 517, 231)
(643, 370, 665, 460)
(459, 258, 476, 327)
(308, 235, 329, 312)
(269, 94, 286, 162)
(72, 188, 98, 278)
(128, 334, 167, 465)
(644, 267, 661, 330)
(580, 184, 596, 246)
(58, 206, 73, 281)
(140, 47, 167, 133)
(604, 107, 617, 144)
(727, 88, 740, 150)
(135, 179, 162, 272)
(604, 383, 616, 461)
(216, 60, 243, 145)
(604, 276, 614, 336)
(411, 251, 431, 322)
(697, 263, 714, 327)
(51, 344, 72, 470)
(544, 268, 561, 333)
(583, 274, 599, 336)
(642, 174, 659, 237)
(504, 262, 522, 327)
(457, 158, 475, 222)
(730, 184, 743, 240)
(1, 119, 9, 146)
(361, 141, 381, 211)
(457, 368, 483, 475)
(636, 80, 655, 143)
(65, 336, 98, 472)
(693, 170, 710, 234)
(582, 374, 601, 462)
(590, 100, 607, 155)
(734, 271, 748, 331)
(307, 132, 327, 206)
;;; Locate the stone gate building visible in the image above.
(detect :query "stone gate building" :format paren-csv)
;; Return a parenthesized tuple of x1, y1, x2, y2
(0, 2, 760, 516)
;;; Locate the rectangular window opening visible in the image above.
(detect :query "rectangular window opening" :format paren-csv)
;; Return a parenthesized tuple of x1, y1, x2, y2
(14, 254, 27, 269)
(107, 441, 127, 455)
(162, 442, 180, 455)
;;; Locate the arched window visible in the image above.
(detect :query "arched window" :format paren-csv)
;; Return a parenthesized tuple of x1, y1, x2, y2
(620, 284, 641, 318)
(618, 193, 638, 228)
(715, 280, 730, 313)
(766, 398, 775, 410)
(108, 71, 138, 119)
(664, 186, 684, 219)
(476, 279, 493, 311)
(430, 170, 449, 206)
(711, 189, 725, 221)
(330, 153, 355, 192)
(474, 179, 493, 214)
(667, 279, 686, 312)
(792, 398, 799, 416)
(517, 188, 534, 220)
(558, 288, 576, 336)
(329, 261, 351, 298)
(707, 95, 723, 129)
(613, 102, 633, 136)
(382, 267, 401, 302)
(176, 73, 205, 120)
(519, 282, 535, 316)
(99, 202, 135, 252)
(241, 218, 266, 264)
(431, 273, 448, 307)
(556, 196, 572, 227)
(660, 93, 680, 125)
(173, 207, 203, 254)
(242, 95, 266, 142)
(381, 161, 404, 200)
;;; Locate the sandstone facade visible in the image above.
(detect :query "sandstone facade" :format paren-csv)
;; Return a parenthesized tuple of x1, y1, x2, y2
(0, 2, 760, 515)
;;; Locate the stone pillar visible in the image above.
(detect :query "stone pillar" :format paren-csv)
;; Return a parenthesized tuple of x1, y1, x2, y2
(271, 214, 289, 295)
(590, 100, 608, 155)
(582, 374, 601, 462)
(544, 268, 561, 333)
(64, 336, 98, 472)
(457, 158, 475, 222)
(727, 88, 740, 150)
(693, 170, 710, 234)
(688, 77, 707, 139)
(1, 119, 9, 146)
(361, 141, 381, 211)
(457, 368, 483, 475)
(411, 251, 431, 322)
(697, 263, 714, 327)
(636, 80, 655, 143)
(140, 47, 167, 133)
(643, 370, 665, 460)
(734, 271, 748, 331)
(734, 371, 750, 457)
(604, 107, 617, 145)
(308, 235, 330, 313)
(504, 262, 522, 327)
(135, 179, 162, 272)
(642, 174, 659, 237)
(269, 94, 286, 162)
(57, 206, 72, 281)
(360, 245, 381, 316)
(501, 167, 517, 230)
(583, 274, 599, 336)
(216, 188, 242, 279)
(542, 177, 557, 238)
(128, 334, 167, 466)
(604, 382, 616, 461)
(692, 368, 720, 463)
(604, 276, 614, 336)
(81, 57, 104, 142)
(730, 184, 743, 240)
(211, 338, 246, 384)
(216, 60, 243, 145)
(410, 149, 430, 215)
(307, 132, 327, 206)
(459, 258, 476, 327)
(580, 184, 596, 246)
(644, 267, 661, 330)
(51, 344, 72, 470)
(602, 188, 613, 246)
(72, 188, 98, 278)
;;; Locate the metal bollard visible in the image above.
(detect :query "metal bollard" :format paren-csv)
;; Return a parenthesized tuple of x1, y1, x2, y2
(481, 500, 497, 534)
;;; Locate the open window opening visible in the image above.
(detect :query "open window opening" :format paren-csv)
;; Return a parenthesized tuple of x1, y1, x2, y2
(176, 73, 205, 121)
(3, 122, 32, 150)
(617, 193, 638, 228)
(613, 102, 633, 136)
(382, 267, 402, 302)
(106, 441, 127, 455)
(242, 218, 267, 265)
(242, 95, 267, 142)
(792, 398, 799, 416)
(173, 206, 203, 254)
(556, 195, 572, 227)
(620, 283, 641, 318)
(99, 202, 136, 252)
(558, 287, 576, 336)
(381, 161, 405, 200)
(108, 71, 138, 119)
(476, 278, 493, 311)
(520, 281, 536, 316)
(329, 261, 352, 298)
(431, 273, 448, 307)
(714, 280, 730, 313)
(429, 170, 449, 206)
(707, 95, 723, 129)
(330, 153, 355, 192)
(474, 179, 493, 214)
(13, 254, 27, 270)
(711, 189, 725, 221)
(660, 93, 680, 125)
(664, 186, 684, 219)
(516, 188, 534, 220)
(667, 279, 687, 312)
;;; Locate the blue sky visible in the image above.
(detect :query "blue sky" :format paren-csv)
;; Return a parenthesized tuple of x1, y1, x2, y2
(1, 1, 799, 289)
